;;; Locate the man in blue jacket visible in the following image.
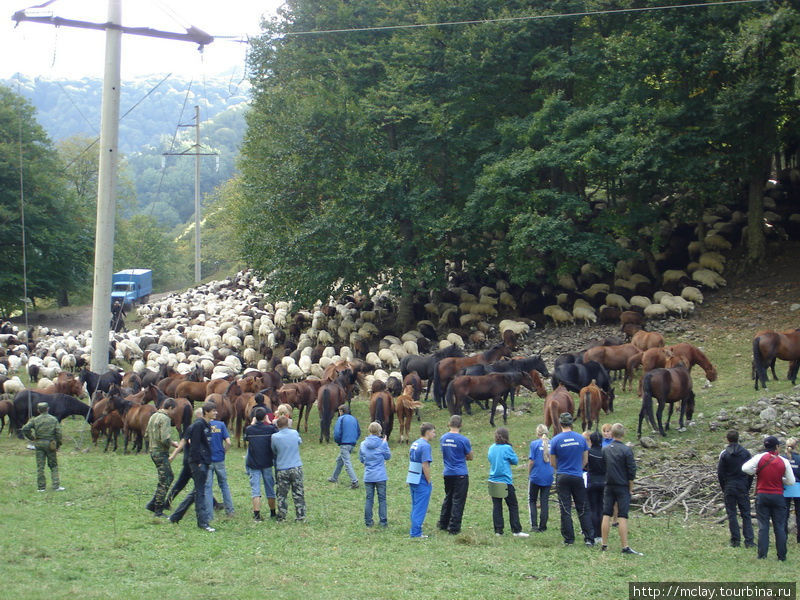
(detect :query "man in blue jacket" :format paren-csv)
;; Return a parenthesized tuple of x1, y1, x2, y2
(328, 404, 361, 489)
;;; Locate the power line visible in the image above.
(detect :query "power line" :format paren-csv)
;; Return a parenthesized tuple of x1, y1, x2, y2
(224, 0, 768, 38)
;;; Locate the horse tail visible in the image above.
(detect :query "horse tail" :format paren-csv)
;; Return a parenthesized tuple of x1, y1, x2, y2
(321, 388, 332, 431)
(548, 398, 561, 435)
(181, 403, 192, 434)
(752, 336, 764, 389)
(375, 392, 385, 426)
(445, 380, 456, 414)
(583, 388, 591, 430)
(432, 362, 443, 407)
(641, 371, 656, 430)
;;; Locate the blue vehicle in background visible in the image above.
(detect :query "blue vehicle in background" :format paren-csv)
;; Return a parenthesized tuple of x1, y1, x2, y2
(111, 269, 152, 309)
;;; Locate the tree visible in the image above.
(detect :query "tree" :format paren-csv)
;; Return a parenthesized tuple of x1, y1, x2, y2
(0, 84, 93, 315)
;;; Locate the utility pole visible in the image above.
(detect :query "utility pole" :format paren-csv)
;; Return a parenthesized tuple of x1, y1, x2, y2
(163, 106, 217, 284)
(12, 1, 213, 371)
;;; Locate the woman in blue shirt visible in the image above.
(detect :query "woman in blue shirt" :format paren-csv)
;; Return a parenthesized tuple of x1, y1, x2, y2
(488, 427, 529, 537)
(528, 424, 553, 532)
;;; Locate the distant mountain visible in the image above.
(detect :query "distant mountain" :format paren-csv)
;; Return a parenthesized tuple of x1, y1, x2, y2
(3, 74, 250, 153)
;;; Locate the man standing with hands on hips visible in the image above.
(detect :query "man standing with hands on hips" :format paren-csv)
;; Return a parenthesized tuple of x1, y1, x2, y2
(408, 422, 436, 538)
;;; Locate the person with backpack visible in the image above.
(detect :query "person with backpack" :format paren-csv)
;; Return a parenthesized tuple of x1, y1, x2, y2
(717, 429, 754, 548)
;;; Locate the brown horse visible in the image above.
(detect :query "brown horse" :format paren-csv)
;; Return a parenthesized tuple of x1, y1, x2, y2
(90, 394, 123, 452)
(433, 343, 512, 408)
(752, 329, 800, 390)
(445, 371, 535, 426)
(105, 391, 156, 453)
(395, 385, 422, 443)
(0, 398, 12, 435)
(668, 343, 717, 382)
(318, 376, 348, 443)
(205, 392, 235, 427)
(577, 380, 608, 432)
(638, 365, 695, 438)
(544, 385, 574, 435)
(206, 375, 235, 396)
(631, 330, 665, 351)
(167, 397, 193, 435)
(370, 389, 395, 441)
(278, 378, 323, 432)
(583, 343, 641, 381)
(174, 379, 211, 405)
(37, 372, 83, 397)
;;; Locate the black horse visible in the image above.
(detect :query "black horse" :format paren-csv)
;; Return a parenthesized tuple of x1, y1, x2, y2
(551, 360, 615, 412)
(79, 368, 123, 397)
(399, 344, 464, 401)
(10, 391, 91, 437)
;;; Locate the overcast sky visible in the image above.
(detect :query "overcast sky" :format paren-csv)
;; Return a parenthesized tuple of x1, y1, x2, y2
(2, 0, 284, 79)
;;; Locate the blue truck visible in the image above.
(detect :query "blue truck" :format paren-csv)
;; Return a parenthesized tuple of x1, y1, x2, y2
(111, 269, 152, 309)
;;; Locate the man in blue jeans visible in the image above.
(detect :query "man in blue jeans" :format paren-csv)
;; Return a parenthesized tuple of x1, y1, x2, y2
(328, 404, 360, 489)
(408, 422, 436, 538)
(205, 413, 234, 519)
(550, 412, 594, 546)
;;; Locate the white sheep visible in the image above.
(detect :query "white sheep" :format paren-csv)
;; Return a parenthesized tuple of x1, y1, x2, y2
(572, 305, 597, 326)
(630, 295, 652, 309)
(653, 290, 673, 304)
(469, 303, 498, 318)
(4, 376, 25, 394)
(698, 252, 725, 274)
(403, 340, 419, 356)
(543, 305, 574, 326)
(499, 320, 529, 336)
(424, 303, 439, 317)
(340, 347, 354, 362)
(479, 286, 497, 298)
(662, 270, 688, 284)
(498, 292, 517, 311)
(629, 273, 650, 286)
(378, 348, 399, 369)
(557, 274, 577, 290)
(298, 355, 313, 375)
(604, 293, 630, 310)
(692, 268, 727, 289)
(243, 347, 258, 367)
(703, 234, 731, 251)
(681, 286, 704, 304)
(643, 303, 668, 319)
(366, 352, 382, 369)
(446, 333, 465, 348)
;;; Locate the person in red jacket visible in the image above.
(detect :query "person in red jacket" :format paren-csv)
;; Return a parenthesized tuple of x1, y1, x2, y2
(742, 436, 796, 561)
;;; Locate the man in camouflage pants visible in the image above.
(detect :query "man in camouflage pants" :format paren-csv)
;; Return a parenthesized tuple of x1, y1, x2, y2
(145, 398, 178, 517)
(21, 402, 64, 492)
(270, 415, 306, 522)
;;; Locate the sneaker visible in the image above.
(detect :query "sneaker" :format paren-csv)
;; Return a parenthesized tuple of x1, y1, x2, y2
(201, 525, 216, 532)
(622, 546, 643, 556)
(745, 542, 756, 548)
(153, 512, 167, 519)
(327, 478, 337, 483)
(564, 541, 574, 546)
(37, 489, 46, 493)
(495, 532, 503, 536)
(54, 487, 65, 491)
(585, 540, 595, 547)
(350, 482, 359, 489)
(417, 534, 429, 539)
(601, 545, 608, 551)
(594, 537, 603, 545)
(730, 542, 741, 548)
(513, 532, 530, 538)
(254, 514, 264, 522)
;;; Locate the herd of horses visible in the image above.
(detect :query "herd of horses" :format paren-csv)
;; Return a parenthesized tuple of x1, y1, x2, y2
(0, 323, 798, 453)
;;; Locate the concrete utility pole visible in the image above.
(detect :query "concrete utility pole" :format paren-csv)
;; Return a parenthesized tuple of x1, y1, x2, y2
(12, 1, 214, 372)
(89, 0, 122, 373)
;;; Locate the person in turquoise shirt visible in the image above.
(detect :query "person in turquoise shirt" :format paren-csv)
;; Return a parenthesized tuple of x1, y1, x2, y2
(488, 427, 529, 537)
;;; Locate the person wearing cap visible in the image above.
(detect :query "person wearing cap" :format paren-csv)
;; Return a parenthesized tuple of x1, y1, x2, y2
(21, 401, 64, 492)
(600, 423, 642, 555)
(328, 404, 360, 489)
(549, 411, 594, 546)
(144, 398, 178, 517)
(742, 435, 796, 561)
(717, 429, 754, 548)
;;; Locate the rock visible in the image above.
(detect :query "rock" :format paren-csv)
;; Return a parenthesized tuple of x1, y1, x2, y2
(717, 409, 729, 421)
(748, 422, 765, 432)
(640, 436, 659, 448)
(709, 421, 719, 431)
(790, 303, 800, 312)
(759, 407, 778, 421)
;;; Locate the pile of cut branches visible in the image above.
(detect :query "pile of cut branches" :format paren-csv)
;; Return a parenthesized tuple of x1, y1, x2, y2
(633, 462, 724, 522)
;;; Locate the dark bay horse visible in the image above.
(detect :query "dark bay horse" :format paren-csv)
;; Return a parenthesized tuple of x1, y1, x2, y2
(433, 343, 512, 408)
(445, 371, 535, 426)
(317, 374, 348, 443)
(638, 365, 695, 438)
(544, 385, 574, 435)
(369, 389, 395, 441)
(11, 391, 91, 437)
(752, 329, 800, 390)
(105, 390, 156, 453)
(278, 378, 323, 433)
(399, 344, 464, 402)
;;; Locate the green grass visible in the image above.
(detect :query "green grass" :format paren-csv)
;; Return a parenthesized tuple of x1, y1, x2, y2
(1, 321, 798, 599)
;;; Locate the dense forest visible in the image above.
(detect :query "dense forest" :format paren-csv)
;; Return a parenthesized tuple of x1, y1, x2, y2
(235, 0, 800, 330)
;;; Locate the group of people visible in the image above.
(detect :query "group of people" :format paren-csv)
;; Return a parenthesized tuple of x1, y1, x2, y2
(718, 429, 799, 561)
(143, 397, 306, 532)
(23, 395, 798, 556)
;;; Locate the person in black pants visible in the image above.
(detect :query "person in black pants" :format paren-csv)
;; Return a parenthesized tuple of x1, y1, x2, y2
(549, 412, 594, 546)
(527, 424, 553, 532)
(165, 413, 196, 509)
(437, 415, 473, 535)
(783, 437, 800, 543)
(586, 431, 606, 546)
(716, 429, 754, 548)
(168, 402, 217, 532)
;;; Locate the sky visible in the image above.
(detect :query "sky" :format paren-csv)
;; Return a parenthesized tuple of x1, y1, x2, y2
(2, 0, 284, 79)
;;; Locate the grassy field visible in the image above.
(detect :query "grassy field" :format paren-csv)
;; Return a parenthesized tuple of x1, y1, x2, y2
(1, 302, 798, 599)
